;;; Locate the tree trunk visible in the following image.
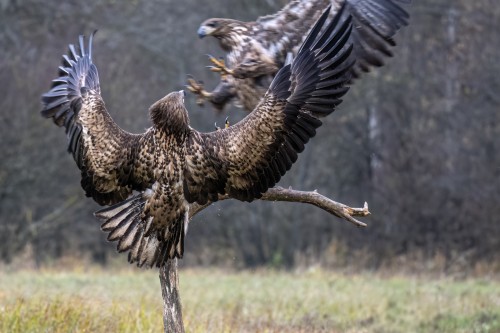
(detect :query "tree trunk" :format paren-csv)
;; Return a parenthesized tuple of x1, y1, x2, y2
(159, 259, 184, 333)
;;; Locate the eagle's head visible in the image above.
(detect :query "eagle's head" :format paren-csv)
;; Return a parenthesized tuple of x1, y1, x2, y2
(198, 18, 250, 51)
(149, 90, 190, 133)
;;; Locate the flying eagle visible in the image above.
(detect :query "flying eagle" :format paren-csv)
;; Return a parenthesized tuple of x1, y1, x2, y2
(41, 6, 354, 268)
(188, 0, 410, 112)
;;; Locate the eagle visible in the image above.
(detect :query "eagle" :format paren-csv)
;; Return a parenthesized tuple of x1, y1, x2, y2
(41, 6, 355, 268)
(188, 0, 410, 112)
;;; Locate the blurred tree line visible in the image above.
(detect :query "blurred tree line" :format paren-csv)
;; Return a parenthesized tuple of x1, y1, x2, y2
(0, 0, 498, 272)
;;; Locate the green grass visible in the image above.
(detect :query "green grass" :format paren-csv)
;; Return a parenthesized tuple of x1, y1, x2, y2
(0, 268, 499, 332)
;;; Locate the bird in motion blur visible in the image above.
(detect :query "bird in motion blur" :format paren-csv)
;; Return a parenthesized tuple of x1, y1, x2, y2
(188, 0, 411, 113)
(41, 5, 355, 268)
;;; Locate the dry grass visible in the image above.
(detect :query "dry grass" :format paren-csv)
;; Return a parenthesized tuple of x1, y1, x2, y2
(0, 267, 499, 332)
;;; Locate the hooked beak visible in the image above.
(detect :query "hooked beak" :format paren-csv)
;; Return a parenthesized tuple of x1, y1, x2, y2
(197, 26, 207, 38)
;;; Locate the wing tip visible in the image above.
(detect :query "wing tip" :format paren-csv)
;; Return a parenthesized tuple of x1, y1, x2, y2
(41, 30, 101, 127)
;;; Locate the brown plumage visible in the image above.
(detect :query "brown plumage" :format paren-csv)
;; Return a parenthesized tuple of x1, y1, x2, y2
(192, 0, 411, 112)
(41, 6, 355, 268)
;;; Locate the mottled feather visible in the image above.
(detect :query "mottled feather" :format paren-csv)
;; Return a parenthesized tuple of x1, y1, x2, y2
(41, 6, 355, 268)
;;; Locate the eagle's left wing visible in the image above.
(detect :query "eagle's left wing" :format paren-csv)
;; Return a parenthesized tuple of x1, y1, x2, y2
(41, 33, 155, 206)
(184, 5, 355, 204)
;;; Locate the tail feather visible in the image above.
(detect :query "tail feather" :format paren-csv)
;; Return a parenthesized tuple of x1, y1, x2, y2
(97, 195, 145, 231)
(115, 216, 141, 252)
(94, 193, 186, 268)
(136, 236, 162, 267)
(106, 212, 136, 242)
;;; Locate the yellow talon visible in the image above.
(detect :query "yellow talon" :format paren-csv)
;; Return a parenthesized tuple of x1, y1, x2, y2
(215, 116, 229, 131)
(186, 76, 212, 106)
(207, 55, 234, 79)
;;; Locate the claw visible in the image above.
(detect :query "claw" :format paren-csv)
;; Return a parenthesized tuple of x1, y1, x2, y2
(186, 75, 212, 106)
(215, 117, 229, 130)
(206, 55, 233, 79)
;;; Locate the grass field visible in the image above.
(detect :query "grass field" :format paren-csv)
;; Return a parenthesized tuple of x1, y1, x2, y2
(0, 267, 499, 333)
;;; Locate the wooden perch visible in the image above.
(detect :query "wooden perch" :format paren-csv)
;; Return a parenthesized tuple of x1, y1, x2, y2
(159, 259, 184, 333)
(261, 186, 369, 227)
(189, 186, 370, 227)
(160, 186, 370, 332)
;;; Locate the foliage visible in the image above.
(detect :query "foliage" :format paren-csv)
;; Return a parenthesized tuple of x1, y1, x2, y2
(0, 268, 499, 333)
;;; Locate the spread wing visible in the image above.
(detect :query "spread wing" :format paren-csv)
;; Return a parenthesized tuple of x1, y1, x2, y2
(184, 5, 355, 204)
(255, 0, 410, 76)
(41, 33, 155, 206)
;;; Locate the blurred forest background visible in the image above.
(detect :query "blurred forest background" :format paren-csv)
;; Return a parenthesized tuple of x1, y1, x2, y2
(0, 0, 498, 274)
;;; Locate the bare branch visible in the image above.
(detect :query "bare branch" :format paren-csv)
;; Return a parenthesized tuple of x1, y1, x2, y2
(189, 186, 370, 227)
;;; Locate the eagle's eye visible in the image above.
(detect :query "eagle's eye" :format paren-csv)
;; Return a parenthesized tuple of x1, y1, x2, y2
(206, 21, 218, 28)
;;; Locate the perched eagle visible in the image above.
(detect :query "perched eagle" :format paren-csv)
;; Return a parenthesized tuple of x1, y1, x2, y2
(41, 6, 355, 268)
(189, 0, 410, 112)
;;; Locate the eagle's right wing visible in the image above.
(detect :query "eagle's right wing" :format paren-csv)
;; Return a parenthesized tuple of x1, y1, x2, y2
(184, 5, 355, 204)
(41, 33, 155, 206)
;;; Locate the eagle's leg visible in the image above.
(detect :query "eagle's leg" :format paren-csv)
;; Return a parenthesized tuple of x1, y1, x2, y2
(186, 76, 212, 106)
(207, 55, 234, 79)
